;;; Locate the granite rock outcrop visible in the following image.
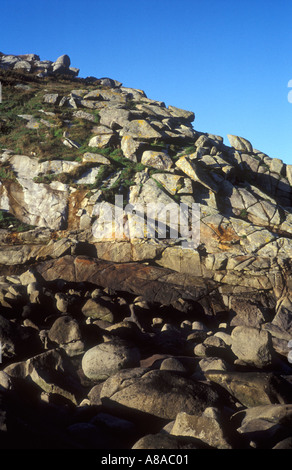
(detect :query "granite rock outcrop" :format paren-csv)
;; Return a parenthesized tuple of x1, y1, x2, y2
(0, 53, 291, 450)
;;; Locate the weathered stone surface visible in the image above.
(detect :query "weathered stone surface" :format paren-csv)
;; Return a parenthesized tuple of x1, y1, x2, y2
(197, 357, 231, 372)
(120, 136, 141, 161)
(52, 54, 78, 76)
(48, 315, 84, 356)
(99, 108, 131, 130)
(229, 296, 273, 328)
(168, 106, 195, 122)
(82, 152, 110, 164)
(129, 174, 175, 208)
(141, 150, 173, 170)
(232, 404, 292, 448)
(0, 371, 13, 391)
(100, 368, 223, 420)
(82, 340, 141, 381)
(81, 298, 114, 322)
(30, 366, 78, 404)
(176, 156, 220, 193)
(19, 269, 40, 286)
(171, 408, 234, 449)
(35, 255, 218, 307)
(4, 349, 63, 378)
(231, 326, 273, 368)
(156, 247, 201, 276)
(159, 357, 188, 373)
(194, 335, 232, 361)
(14, 60, 32, 72)
(272, 295, 292, 335)
(205, 371, 292, 407)
(120, 120, 163, 140)
(2, 177, 68, 230)
(132, 433, 209, 449)
(84, 89, 126, 104)
(99, 78, 122, 88)
(1, 51, 292, 450)
(48, 315, 81, 344)
(152, 173, 192, 195)
(88, 383, 103, 406)
(0, 238, 73, 266)
(55, 292, 70, 313)
(54, 54, 71, 68)
(227, 134, 253, 152)
(88, 129, 115, 148)
(5, 349, 82, 404)
(75, 167, 100, 184)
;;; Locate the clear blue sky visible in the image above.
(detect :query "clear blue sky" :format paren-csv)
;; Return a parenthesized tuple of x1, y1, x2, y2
(2, 0, 292, 164)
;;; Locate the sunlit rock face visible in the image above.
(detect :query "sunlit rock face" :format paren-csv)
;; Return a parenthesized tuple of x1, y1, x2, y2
(0, 52, 292, 450)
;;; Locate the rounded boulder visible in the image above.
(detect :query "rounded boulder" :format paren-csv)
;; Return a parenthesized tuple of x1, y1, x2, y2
(82, 340, 141, 381)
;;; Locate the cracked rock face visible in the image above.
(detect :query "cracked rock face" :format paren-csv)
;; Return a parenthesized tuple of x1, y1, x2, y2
(0, 52, 292, 450)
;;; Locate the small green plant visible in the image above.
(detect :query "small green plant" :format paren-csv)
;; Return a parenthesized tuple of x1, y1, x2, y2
(126, 100, 138, 110)
(0, 162, 17, 182)
(95, 147, 113, 157)
(109, 148, 124, 159)
(239, 209, 248, 219)
(33, 173, 56, 184)
(0, 210, 36, 232)
(53, 128, 63, 139)
(149, 168, 164, 177)
(150, 140, 167, 149)
(152, 179, 166, 192)
(135, 163, 146, 172)
(182, 145, 196, 155)
(252, 154, 262, 162)
(92, 164, 116, 189)
(259, 161, 270, 170)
